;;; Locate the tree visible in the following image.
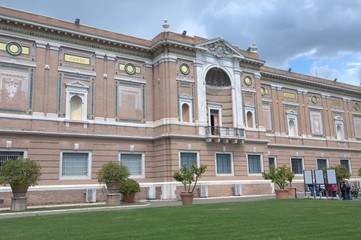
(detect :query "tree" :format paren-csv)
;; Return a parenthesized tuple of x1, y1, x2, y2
(173, 164, 207, 193)
(262, 165, 294, 189)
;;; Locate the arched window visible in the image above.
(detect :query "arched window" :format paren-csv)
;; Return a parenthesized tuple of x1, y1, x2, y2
(182, 103, 190, 122)
(247, 111, 253, 128)
(70, 96, 82, 121)
(205, 68, 231, 87)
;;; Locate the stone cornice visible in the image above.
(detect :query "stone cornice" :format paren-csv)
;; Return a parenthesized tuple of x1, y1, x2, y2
(261, 70, 361, 96)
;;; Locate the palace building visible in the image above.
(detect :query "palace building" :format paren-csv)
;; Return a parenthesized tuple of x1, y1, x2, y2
(0, 7, 360, 206)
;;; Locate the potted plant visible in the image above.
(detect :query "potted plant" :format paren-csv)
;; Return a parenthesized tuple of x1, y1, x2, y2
(97, 161, 130, 193)
(0, 158, 41, 210)
(172, 164, 207, 205)
(286, 168, 296, 196)
(119, 178, 141, 203)
(262, 165, 292, 199)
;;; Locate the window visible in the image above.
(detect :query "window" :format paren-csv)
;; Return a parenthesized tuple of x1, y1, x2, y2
(317, 158, 328, 170)
(208, 104, 222, 135)
(0, 151, 24, 167)
(291, 158, 303, 174)
(216, 153, 233, 175)
(268, 156, 276, 168)
(61, 152, 90, 178)
(179, 152, 198, 169)
(248, 154, 262, 174)
(205, 68, 231, 87)
(120, 153, 144, 178)
(340, 159, 351, 172)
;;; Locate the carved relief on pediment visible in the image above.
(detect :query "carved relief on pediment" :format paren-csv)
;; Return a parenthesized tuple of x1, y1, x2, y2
(208, 42, 230, 58)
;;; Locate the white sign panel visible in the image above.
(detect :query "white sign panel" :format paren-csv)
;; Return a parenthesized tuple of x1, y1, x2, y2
(303, 170, 313, 185)
(314, 170, 324, 184)
(326, 169, 337, 184)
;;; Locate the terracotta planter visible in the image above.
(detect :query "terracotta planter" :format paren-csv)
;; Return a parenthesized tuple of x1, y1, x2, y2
(11, 185, 29, 198)
(180, 192, 194, 205)
(106, 182, 120, 193)
(288, 187, 297, 195)
(122, 192, 136, 203)
(275, 189, 289, 199)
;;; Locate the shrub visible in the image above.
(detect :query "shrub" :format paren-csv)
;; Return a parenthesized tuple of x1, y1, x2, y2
(97, 161, 130, 184)
(0, 158, 41, 187)
(119, 179, 141, 195)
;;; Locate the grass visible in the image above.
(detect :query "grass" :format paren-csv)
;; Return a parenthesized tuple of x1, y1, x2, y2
(0, 199, 360, 240)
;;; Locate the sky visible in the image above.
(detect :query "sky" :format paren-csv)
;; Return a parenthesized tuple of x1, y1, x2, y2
(1, 0, 361, 86)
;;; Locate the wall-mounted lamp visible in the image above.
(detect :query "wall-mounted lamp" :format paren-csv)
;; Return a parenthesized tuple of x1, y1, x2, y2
(74, 143, 79, 151)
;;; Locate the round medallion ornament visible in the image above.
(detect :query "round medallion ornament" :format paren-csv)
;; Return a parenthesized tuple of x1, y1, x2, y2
(180, 63, 190, 75)
(244, 76, 252, 86)
(311, 96, 318, 104)
(6, 42, 22, 56)
(261, 87, 266, 96)
(354, 103, 360, 111)
(125, 63, 136, 75)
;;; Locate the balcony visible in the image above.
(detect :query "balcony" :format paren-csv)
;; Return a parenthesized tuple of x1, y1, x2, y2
(204, 126, 245, 144)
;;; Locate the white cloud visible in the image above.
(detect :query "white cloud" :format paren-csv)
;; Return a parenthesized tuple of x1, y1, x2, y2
(2, 0, 361, 86)
(174, 21, 207, 38)
(310, 64, 340, 81)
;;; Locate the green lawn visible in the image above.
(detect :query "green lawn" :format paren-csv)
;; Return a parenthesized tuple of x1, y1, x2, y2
(0, 199, 360, 240)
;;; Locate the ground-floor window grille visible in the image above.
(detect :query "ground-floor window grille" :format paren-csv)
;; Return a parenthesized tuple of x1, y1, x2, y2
(62, 152, 89, 177)
(120, 153, 143, 177)
(0, 151, 24, 167)
(180, 152, 197, 169)
(248, 154, 262, 174)
(216, 153, 232, 175)
(291, 158, 303, 174)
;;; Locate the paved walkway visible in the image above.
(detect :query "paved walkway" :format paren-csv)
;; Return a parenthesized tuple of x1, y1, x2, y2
(0, 193, 354, 219)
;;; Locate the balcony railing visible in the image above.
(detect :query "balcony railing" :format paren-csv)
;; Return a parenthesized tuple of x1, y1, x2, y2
(205, 126, 245, 139)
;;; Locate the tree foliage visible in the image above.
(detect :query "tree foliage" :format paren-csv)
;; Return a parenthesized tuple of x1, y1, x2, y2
(173, 164, 207, 193)
(262, 165, 294, 189)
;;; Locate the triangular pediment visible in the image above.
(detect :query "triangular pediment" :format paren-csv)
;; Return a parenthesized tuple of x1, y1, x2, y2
(66, 81, 89, 89)
(196, 37, 246, 59)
